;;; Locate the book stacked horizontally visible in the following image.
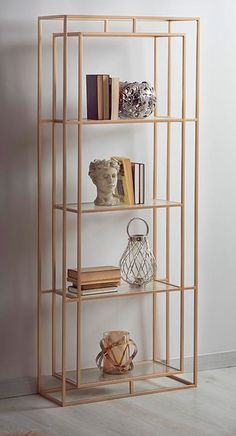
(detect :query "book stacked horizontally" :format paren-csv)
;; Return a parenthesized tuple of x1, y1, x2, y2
(113, 157, 145, 206)
(67, 266, 121, 296)
(86, 74, 119, 120)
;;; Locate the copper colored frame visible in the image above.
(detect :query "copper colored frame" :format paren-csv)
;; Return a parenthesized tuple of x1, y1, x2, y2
(37, 14, 200, 406)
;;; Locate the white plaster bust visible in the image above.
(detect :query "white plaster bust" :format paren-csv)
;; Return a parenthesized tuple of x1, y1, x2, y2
(88, 158, 120, 206)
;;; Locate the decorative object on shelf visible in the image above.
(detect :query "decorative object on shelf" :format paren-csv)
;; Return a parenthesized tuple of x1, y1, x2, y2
(119, 81, 156, 119)
(112, 156, 134, 205)
(86, 74, 120, 120)
(89, 158, 120, 206)
(96, 331, 138, 374)
(120, 217, 156, 286)
(132, 162, 145, 204)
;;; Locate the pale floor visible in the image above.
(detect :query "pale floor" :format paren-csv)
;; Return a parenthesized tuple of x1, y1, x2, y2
(0, 367, 236, 436)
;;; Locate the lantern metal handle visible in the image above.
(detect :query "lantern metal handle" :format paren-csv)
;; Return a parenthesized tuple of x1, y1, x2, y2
(126, 217, 149, 238)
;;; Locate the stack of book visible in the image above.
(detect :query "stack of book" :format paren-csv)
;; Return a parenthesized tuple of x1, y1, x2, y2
(86, 74, 120, 120)
(113, 157, 145, 205)
(67, 266, 121, 296)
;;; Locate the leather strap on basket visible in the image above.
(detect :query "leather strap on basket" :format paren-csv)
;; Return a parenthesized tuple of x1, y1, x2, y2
(96, 338, 138, 373)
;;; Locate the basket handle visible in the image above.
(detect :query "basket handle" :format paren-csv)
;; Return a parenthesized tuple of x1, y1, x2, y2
(127, 217, 149, 238)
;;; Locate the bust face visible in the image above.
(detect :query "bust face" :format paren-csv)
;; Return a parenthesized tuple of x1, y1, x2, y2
(95, 166, 118, 194)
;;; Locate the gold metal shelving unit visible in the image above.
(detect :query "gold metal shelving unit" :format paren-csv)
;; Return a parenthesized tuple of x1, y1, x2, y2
(37, 14, 199, 407)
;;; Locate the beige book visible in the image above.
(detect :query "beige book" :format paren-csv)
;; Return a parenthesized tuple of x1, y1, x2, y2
(110, 77, 119, 120)
(103, 75, 110, 120)
(112, 156, 134, 205)
(67, 266, 120, 282)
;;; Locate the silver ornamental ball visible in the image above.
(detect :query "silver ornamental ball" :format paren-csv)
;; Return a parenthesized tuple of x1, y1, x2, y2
(119, 81, 156, 119)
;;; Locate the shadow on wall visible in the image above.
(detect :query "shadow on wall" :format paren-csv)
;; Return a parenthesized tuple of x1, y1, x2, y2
(0, 22, 37, 384)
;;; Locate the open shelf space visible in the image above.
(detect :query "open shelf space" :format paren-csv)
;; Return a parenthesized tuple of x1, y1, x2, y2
(42, 116, 197, 125)
(55, 360, 181, 389)
(43, 373, 193, 406)
(49, 280, 195, 302)
(54, 199, 182, 214)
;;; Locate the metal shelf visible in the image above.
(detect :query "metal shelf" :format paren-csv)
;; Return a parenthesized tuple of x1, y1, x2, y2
(37, 13, 199, 407)
(54, 199, 182, 214)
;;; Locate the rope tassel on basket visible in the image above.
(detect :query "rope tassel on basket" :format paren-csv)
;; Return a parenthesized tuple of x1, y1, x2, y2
(120, 217, 157, 286)
(96, 331, 138, 374)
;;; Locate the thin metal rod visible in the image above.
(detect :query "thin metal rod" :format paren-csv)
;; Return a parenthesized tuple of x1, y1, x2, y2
(76, 34, 83, 388)
(132, 19, 137, 32)
(61, 16, 68, 406)
(104, 20, 108, 32)
(51, 34, 57, 376)
(152, 37, 158, 361)
(180, 35, 186, 372)
(37, 17, 42, 394)
(194, 19, 200, 386)
(42, 117, 197, 125)
(166, 21, 172, 366)
(39, 15, 199, 22)
(53, 31, 186, 38)
(60, 384, 195, 407)
(129, 381, 134, 394)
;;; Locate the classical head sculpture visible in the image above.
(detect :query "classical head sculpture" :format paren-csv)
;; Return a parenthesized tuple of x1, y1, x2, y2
(88, 158, 120, 206)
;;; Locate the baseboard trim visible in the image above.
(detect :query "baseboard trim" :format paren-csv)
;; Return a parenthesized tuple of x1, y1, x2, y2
(0, 351, 235, 399)
(0, 376, 37, 399)
(168, 350, 236, 373)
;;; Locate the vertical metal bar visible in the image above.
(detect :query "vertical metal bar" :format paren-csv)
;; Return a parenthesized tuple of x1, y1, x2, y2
(37, 17, 43, 393)
(133, 18, 137, 33)
(77, 33, 83, 388)
(62, 15, 68, 406)
(166, 21, 172, 366)
(104, 20, 108, 32)
(180, 35, 186, 372)
(52, 34, 57, 376)
(194, 19, 200, 385)
(153, 37, 158, 361)
(129, 381, 134, 394)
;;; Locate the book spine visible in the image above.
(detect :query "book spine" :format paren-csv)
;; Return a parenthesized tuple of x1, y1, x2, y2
(103, 75, 110, 120)
(86, 75, 98, 120)
(110, 78, 119, 120)
(68, 271, 121, 282)
(124, 159, 134, 205)
(97, 75, 104, 120)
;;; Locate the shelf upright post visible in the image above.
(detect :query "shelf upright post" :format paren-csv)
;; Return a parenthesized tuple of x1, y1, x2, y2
(166, 21, 172, 366)
(62, 15, 68, 406)
(76, 33, 83, 388)
(152, 36, 158, 362)
(37, 17, 43, 394)
(180, 34, 186, 372)
(194, 19, 200, 386)
(51, 33, 57, 376)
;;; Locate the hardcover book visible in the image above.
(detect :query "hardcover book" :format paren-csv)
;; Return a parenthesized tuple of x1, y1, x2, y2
(67, 265, 120, 283)
(112, 156, 134, 205)
(132, 162, 145, 204)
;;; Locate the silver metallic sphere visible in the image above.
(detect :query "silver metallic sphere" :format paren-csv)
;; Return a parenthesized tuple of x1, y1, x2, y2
(119, 81, 156, 119)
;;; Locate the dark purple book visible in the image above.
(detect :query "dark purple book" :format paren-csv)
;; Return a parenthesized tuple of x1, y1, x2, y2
(86, 75, 98, 120)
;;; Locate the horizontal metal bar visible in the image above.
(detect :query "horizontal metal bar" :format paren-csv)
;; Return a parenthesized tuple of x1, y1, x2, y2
(168, 374, 193, 385)
(53, 31, 186, 38)
(56, 369, 182, 390)
(39, 390, 63, 406)
(53, 287, 195, 303)
(46, 383, 195, 407)
(41, 118, 197, 125)
(54, 201, 182, 214)
(39, 15, 199, 22)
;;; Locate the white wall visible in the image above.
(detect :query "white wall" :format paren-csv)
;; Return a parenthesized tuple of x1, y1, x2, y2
(1, 0, 236, 396)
